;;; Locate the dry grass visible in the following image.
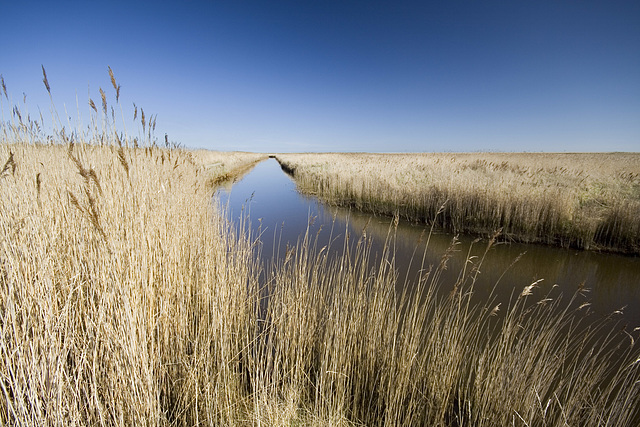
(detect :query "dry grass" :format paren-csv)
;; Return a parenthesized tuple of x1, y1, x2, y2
(275, 153, 640, 254)
(1, 71, 639, 425)
(190, 149, 267, 185)
(0, 141, 265, 425)
(1, 70, 268, 424)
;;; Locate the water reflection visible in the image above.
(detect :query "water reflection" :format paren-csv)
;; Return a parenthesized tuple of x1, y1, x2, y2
(217, 159, 640, 327)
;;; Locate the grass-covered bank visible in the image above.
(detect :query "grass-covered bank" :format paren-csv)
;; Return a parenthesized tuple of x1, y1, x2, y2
(275, 153, 640, 255)
(191, 149, 268, 186)
(2, 72, 640, 425)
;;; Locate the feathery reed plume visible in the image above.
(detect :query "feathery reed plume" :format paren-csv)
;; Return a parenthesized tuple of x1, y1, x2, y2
(66, 144, 102, 194)
(99, 88, 107, 114)
(520, 279, 543, 298)
(89, 98, 97, 113)
(67, 189, 81, 211)
(59, 127, 69, 144)
(13, 107, 23, 125)
(140, 108, 147, 138)
(87, 168, 102, 195)
(108, 66, 121, 102)
(65, 188, 108, 243)
(118, 146, 129, 178)
(490, 303, 501, 316)
(0, 75, 7, 99)
(1, 151, 16, 177)
(133, 103, 137, 121)
(108, 66, 116, 90)
(84, 187, 108, 242)
(41, 65, 50, 94)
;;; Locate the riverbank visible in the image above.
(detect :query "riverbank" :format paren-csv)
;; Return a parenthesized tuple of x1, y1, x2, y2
(275, 153, 640, 255)
(191, 149, 268, 186)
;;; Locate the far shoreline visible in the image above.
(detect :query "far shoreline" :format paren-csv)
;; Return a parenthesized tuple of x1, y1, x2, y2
(274, 152, 640, 256)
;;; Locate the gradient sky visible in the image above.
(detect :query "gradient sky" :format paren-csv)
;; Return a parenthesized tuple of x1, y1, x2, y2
(2, 0, 639, 152)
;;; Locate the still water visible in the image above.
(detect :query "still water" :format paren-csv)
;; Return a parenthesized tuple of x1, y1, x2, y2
(217, 158, 640, 327)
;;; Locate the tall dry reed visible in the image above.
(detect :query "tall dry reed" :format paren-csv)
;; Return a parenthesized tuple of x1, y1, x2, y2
(244, 225, 640, 425)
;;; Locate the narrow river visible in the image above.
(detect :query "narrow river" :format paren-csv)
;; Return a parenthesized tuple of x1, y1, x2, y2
(217, 158, 640, 327)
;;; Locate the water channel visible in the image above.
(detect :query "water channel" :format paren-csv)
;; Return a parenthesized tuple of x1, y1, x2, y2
(217, 158, 640, 328)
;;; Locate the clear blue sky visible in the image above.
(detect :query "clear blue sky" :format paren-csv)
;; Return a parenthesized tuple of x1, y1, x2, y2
(2, 0, 639, 152)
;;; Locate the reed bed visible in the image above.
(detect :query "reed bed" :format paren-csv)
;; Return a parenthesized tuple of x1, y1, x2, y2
(0, 141, 267, 425)
(276, 153, 640, 254)
(190, 149, 267, 185)
(1, 70, 639, 425)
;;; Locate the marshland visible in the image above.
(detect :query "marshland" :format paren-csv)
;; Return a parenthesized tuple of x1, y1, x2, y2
(1, 71, 640, 426)
(276, 153, 640, 255)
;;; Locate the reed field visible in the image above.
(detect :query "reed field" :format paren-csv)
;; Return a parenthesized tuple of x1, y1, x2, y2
(1, 71, 639, 425)
(191, 149, 268, 186)
(276, 153, 640, 255)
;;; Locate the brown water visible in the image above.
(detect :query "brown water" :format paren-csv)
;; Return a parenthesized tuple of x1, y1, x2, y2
(217, 158, 640, 328)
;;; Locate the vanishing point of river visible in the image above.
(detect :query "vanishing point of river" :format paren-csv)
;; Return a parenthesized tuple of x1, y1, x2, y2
(218, 158, 640, 328)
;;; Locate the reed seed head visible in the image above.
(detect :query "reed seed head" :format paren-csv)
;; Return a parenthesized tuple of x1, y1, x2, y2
(1, 151, 16, 177)
(520, 279, 543, 298)
(490, 303, 501, 316)
(99, 88, 107, 113)
(108, 66, 121, 102)
(13, 107, 23, 125)
(108, 66, 116, 89)
(1, 75, 7, 99)
(41, 65, 51, 94)
(117, 146, 129, 177)
(88, 168, 102, 195)
(67, 190, 80, 211)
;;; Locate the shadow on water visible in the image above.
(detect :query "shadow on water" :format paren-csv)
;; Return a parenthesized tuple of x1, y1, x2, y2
(217, 158, 640, 328)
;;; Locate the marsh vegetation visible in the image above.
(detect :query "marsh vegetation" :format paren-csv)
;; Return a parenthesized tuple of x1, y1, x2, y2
(1, 71, 639, 425)
(276, 153, 640, 254)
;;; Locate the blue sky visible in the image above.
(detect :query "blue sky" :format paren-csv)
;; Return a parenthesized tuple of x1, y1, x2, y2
(2, 0, 639, 152)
